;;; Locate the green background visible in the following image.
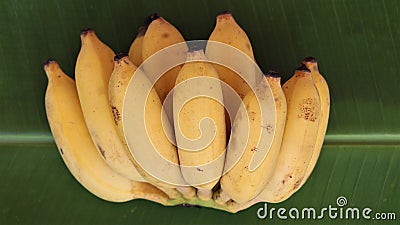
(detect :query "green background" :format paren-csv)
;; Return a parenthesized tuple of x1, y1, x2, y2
(0, 0, 399, 224)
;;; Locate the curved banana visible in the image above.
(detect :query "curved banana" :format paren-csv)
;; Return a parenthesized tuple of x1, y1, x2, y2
(257, 64, 321, 203)
(109, 54, 195, 199)
(173, 50, 226, 201)
(299, 56, 330, 187)
(215, 71, 286, 204)
(44, 60, 168, 204)
(206, 11, 255, 98)
(128, 26, 146, 66)
(206, 11, 257, 137)
(74, 28, 143, 181)
(108, 53, 137, 142)
(142, 13, 186, 102)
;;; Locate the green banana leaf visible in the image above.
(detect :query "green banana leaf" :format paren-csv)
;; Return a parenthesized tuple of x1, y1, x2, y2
(0, 0, 399, 224)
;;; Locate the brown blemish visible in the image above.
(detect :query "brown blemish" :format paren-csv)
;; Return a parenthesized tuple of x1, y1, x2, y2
(246, 43, 251, 50)
(196, 168, 204, 172)
(248, 111, 256, 121)
(298, 98, 318, 122)
(97, 145, 106, 158)
(261, 124, 273, 134)
(59, 148, 63, 155)
(162, 33, 169, 38)
(111, 106, 121, 125)
(250, 147, 257, 152)
(293, 180, 301, 190)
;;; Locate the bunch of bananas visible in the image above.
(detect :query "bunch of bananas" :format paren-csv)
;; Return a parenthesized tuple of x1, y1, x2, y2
(44, 11, 330, 213)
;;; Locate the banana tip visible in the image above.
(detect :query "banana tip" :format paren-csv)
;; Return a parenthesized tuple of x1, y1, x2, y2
(302, 56, 317, 63)
(217, 10, 232, 16)
(114, 53, 129, 62)
(80, 27, 93, 36)
(43, 58, 56, 69)
(265, 70, 280, 78)
(296, 63, 311, 73)
(144, 13, 161, 26)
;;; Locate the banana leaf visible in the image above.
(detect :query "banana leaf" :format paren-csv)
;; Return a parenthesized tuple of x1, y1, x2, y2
(0, 0, 399, 224)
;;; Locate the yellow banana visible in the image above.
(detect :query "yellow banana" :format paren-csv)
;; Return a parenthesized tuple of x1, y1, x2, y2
(215, 71, 286, 204)
(108, 53, 137, 142)
(257, 64, 321, 203)
(173, 50, 226, 201)
(128, 26, 146, 66)
(206, 11, 255, 99)
(300, 56, 330, 187)
(206, 11, 257, 137)
(142, 13, 185, 102)
(44, 60, 168, 204)
(74, 28, 143, 181)
(108, 54, 195, 199)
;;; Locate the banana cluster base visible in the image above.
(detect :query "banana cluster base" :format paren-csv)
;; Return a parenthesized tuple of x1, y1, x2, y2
(164, 196, 246, 213)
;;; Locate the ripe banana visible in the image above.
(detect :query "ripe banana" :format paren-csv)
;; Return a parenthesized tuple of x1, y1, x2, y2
(207, 11, 255, 92)
(206, 11, 257, 137)
(128, 26, 146, 66)
(215, 71, 287, 204)
(142, 13, 186, 102)
(173, 50, 226, 201)
(299, 56, 330, 188)
(74, 28, 144, 181)
(256, 64, 321, 203)
(44, 59, 168, 204)
(109, 53, 195, 199)
(108, 53, 137, 143)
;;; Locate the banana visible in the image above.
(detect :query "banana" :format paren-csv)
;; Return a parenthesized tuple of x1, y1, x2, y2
(128, 26, 146, 66)
(173, 50, 226, 201)
(256, 64, 321, 203)
(44, 59, 168, 204)
(142, 13, 186, 102)
(207, 11, 255, 90)
(214, 71, 286, 204)
(109, 53, 195, 199)
(108, 53, 136, 143)
(206, 11, 257, 137)
(299, 56, 330, 187)
(74, 28, 144, 181)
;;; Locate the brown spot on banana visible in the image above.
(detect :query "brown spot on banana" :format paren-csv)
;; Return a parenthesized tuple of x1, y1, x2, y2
(293, 179, 302, 190)
(97, 144, 106, 159)
(111, 106, 121, 125)
(246, 43, 251, 50)
(162, 33, 169, 38)
(298, 98, 318, 122)
(261, 124, 273, 134)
